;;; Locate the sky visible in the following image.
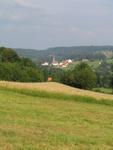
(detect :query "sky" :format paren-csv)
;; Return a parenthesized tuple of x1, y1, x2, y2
(0, 0, 113, 49)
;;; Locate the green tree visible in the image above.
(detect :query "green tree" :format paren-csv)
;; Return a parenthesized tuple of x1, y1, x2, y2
(63, 63, 96, 89)
(0, 47, 20, 62)
(42, 66, 65, 82)
(96, 61, 112, 87)
(0, 47, 44, 82)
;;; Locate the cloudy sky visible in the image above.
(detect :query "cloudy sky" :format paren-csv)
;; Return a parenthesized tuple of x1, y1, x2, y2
(0, 0, 113, 49)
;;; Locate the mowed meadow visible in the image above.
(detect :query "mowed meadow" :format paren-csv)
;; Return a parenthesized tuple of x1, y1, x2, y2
(0, 82, 113, 149)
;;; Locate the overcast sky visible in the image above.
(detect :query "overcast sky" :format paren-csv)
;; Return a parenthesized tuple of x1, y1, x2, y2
(0, 0, 113, 49)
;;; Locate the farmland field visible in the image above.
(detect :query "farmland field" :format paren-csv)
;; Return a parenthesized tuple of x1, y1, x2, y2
(0, 82, 113, 149)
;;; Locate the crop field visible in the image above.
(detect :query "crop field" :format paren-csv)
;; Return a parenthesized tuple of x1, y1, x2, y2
(0, 82, 113, 149)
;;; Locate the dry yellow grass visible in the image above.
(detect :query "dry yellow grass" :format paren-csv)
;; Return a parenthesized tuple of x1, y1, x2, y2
(0, 81, 113, 100)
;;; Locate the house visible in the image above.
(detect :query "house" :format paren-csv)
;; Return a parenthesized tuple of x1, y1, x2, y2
(67, 59, 72, 63)
(52, 61, 59, 66)
(59, 59, 72, 68)
(42, 62, 49, 66)
(48, 77, 53, 82)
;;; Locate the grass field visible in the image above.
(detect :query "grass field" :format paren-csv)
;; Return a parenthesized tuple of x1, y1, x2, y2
(0, 82, 113, 149)
(93, 87, 113, 94)
(69, 60, 101, 70)
(67, 59, 113, 71)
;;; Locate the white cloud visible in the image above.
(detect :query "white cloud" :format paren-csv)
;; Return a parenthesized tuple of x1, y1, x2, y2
(0, 0, 113, 49)
(15, 0, 40, 9)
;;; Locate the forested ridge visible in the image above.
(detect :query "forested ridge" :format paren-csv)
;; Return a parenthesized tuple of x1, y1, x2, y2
(16, 46, 113, 62)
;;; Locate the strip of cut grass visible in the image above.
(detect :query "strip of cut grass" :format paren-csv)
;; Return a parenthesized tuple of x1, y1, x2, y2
(0, 85, 113, 107)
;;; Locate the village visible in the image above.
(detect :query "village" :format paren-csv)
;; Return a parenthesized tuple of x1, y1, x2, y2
(41, 56, 73, 68)
(41, 56, 103, 70)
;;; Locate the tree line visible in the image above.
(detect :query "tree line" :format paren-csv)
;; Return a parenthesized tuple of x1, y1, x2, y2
(42, 63, 96, 90)
(0, 47, 43, 82)
(42, 61, 113, 90)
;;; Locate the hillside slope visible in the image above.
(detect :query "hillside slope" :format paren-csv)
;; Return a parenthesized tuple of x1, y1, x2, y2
(15, 46, 113, 62)
(0, 81, 113, 100)
(0, 84, 113, 149)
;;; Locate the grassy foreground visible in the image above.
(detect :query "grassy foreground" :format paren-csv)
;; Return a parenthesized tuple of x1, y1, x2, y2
(0, 83, 113, 149)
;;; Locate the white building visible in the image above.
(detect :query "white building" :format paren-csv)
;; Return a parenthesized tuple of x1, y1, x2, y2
(52, 61, 59, 66)
(42, 62, 49, 66)
(67, 59, 72, 63)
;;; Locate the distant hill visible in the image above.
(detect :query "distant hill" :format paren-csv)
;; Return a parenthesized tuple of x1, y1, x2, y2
(15, 46, 113, 63)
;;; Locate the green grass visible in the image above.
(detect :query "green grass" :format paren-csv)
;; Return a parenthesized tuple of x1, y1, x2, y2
(68, 60, 101, 70)
(67, 59, 113, 70)
(93, 87, 113, 94)
(87, 60, 101, 69)
(1, 88, 113, 149)
(107, 58, 113, 64)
